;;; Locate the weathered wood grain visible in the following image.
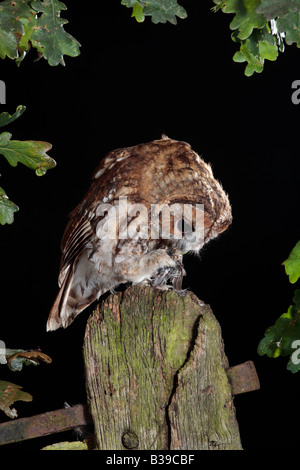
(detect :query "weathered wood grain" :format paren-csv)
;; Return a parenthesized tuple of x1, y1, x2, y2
(83, 285, 242, 450)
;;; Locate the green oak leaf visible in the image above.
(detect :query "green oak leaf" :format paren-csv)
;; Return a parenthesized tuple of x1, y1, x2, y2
(277, 12, 300, 47)
(0, 6, 20, 59)
(283, 240, 300, 284)
(258, 290, 300, 373)
(0, 0, 35, 59)
(0, 29, 18, 60)
(286, 356, 300, 373)
(278, 291, 300, 356)
(121, 1, 146, 22)
(132, 3, 145, 22)
(0, 132, 55, 176)
(232, 26, 277, 76)
(257, 310, 293, 358)
(256, 0, 300, 21)
(143, 0, 187, 25)
(30, 0, 81, 66)
(121, 0, 187, 24)
(0, 105, 26, 129)
(121, 0, 147, 22)
(0, 106, 55, 224)
(16, 14, 38, 66)
(211, 1, 223, 13)
(121, 0, 141, 6)
(1, 0, 34, 30)
(0, 186, 19, 225)
(222, 0, 266, 40)
(258, 39, 278, 61)
(232, 31, 263, 76)
(279, 314, 300, 357)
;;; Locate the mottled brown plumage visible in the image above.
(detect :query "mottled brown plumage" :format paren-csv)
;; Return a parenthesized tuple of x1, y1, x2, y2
(47, 136, 232, 331)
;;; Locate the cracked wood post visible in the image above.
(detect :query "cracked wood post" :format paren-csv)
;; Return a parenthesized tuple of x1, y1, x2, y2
(83, 285, 243, 450)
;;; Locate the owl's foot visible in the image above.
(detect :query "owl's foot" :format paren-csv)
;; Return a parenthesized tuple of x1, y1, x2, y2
(127, 249, 185, 292)
(171, 268, 187, 295)
(170, 254, 186, 293)
(151, 266, 177, 288)
(169, 285, 187, 297)
(150, 260, 186, 293)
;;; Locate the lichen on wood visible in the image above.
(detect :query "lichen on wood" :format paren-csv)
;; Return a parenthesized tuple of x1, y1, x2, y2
(83, 285, 242, 450)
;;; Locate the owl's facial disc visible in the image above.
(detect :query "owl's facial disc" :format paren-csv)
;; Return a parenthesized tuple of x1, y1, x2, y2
(171, 205, 205, 254)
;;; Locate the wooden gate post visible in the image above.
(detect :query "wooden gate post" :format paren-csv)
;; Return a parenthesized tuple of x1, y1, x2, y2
(83, 285, 243, 450)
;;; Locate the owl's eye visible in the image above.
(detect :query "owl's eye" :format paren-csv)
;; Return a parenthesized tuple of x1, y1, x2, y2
(176, 219, 193, 234)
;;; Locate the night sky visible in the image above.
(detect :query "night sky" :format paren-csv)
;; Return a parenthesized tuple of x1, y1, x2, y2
(1, 1, 300, 450)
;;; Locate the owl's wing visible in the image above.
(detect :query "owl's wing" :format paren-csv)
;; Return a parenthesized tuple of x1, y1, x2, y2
(47, 208, 98, 331)
(58, 147, 125, 282)
(58, 213, 94, 286)
(47, 149, 132, 331)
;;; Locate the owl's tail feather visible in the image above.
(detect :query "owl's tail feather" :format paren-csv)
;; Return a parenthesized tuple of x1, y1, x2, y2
(47, 254, 103, 331)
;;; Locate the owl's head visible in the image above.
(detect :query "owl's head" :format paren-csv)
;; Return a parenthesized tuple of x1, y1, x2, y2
(154, 192, 232, 256)
(90, 136, 232, 255)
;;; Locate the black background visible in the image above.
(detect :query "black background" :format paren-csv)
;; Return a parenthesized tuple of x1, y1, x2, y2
(1, 0, 300, 450)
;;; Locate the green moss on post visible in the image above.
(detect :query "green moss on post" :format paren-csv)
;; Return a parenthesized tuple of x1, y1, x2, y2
(83, 285, 242, 450)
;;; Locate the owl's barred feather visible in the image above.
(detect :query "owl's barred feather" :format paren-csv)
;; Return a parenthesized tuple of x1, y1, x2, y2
(47, 137, 232, 331)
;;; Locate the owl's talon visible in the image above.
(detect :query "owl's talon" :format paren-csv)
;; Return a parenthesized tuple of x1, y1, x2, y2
(168, 285, 187, 296)
(175, 288, 187, 297)
(150, 262, 185, 291)
(150, 267, 173, 287)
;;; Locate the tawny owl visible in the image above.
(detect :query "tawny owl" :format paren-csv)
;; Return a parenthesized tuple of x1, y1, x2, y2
(47, 136, 232, 331)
